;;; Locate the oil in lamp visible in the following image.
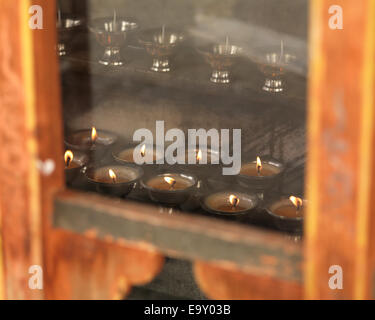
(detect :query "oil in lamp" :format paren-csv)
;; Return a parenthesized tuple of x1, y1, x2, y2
(65, 127, 118, 156)
(138, 26, 184, 72)
(201, 191, 258, 217)
(141, 172, 198, 206)
(198, 37, 242, 84)
(88, 11, 138, 66)
(266, 195, 305, 234)
(64, 150, 88, 186)
(237, 156, 284, 200)
(85, 164, 143, 197)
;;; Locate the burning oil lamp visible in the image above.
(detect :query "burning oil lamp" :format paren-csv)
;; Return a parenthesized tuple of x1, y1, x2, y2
(201, 191, 258, 216)
(86, 164, 143, 197)
(237, 156, 284, 199)
(56, 10, 83, 56)
(65, 127, 118, 153)
(88, 12, 138, 66)
(198, 37, 242, 84)
(64, 150, 88, 185)
(266, 195, 306, 234)
(138, 26, 184, 72)
(141, 172, 198, 206)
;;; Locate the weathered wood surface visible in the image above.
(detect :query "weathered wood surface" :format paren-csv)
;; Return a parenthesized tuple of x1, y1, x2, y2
(0, 0, 50, 300)
(305, 0, 375, 299)
(46, 230, 164, 300)
(194, 260, 302, 300)
(54, 190, 303, 283)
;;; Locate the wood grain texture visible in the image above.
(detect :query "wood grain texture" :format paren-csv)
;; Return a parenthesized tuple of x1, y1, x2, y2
(305, 0, 375, 299)
(0, 0, 45, 299)
(54, 190, 303, 283)
(45, 230, 164, 300)
(194, 260, 302, 300)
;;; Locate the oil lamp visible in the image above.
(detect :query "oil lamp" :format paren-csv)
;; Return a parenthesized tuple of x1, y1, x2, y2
(65, 127, 118, 155)
(258, 41, 296, 93)
(88, 12, 138, 66)
(86, 164, 143, 197)
(141, 172, 198, 206)
(266, 195, 306, 234)
(198, 37, 242, 84)
(237, 156, 284, 199)
(201, 191, 258, 216)
(64, 150, 88, 185)
(56, 10, 83, 56)
(138, 26, 184, 72)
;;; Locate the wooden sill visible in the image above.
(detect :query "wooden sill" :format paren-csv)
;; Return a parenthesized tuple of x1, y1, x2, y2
(53, 190, 302, 282)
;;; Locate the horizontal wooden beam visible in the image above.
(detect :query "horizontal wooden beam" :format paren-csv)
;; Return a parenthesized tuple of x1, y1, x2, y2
(53, 190, 302, 282)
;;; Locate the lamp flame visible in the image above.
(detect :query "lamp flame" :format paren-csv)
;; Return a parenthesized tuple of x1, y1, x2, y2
(108, 169, 117, 183)
(91, 127, 98, 143)
(141, 144, 146, 157)
(289, 196, 303, 211)
(256, 156, 262, 174)
(197, 149, 202, 162)
(229, 195, 240, 208)
(64, 150, 74, 167)
(164, 176, 176, 189)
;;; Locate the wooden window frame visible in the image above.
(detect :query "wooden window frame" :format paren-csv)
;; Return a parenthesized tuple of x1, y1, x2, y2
(0, 0, 375, 299)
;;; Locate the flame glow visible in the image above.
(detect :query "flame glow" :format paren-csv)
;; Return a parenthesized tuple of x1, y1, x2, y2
(229, 195, 240, 208)
(256, 156, 262, 174)
(289, 196, 303, 210)
(108, 169, 117, 183)
(141, 144, 146, 157)
(91, 126, 98, 143)
(64, 150, 74, 167)
(196, 149, 202, 162)
(164, 176, 176, 188)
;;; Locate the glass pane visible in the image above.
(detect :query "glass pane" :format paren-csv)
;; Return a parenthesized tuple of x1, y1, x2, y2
(60, 0, 307, 239)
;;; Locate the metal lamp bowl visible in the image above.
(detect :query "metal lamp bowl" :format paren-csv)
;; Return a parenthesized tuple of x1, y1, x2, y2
(141, 172, 198, 206)
(201, 190, 258, 216)
(265, 198, 306, 234)
(86, 164, 143, 197)
(237, 157, 284, 190)
(64, 151, 89, 186)
(198, 43, 242, 83)
(139, 28, 184, 72)
(254, 46, 297, 92)
(89, 17, 138, 66)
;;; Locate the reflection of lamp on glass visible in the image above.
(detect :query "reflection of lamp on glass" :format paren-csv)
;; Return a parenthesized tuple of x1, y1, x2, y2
(198, 37, 242, 84)
(139, 26, 184, 72)
(56, 8, 83, 57)
(89, 12, 138, 66)
(259, 41, 296, 93)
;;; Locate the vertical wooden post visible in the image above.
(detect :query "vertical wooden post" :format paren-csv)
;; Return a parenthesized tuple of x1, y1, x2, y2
(306, 0, 375, 299)
(0, 0, 64, 299)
